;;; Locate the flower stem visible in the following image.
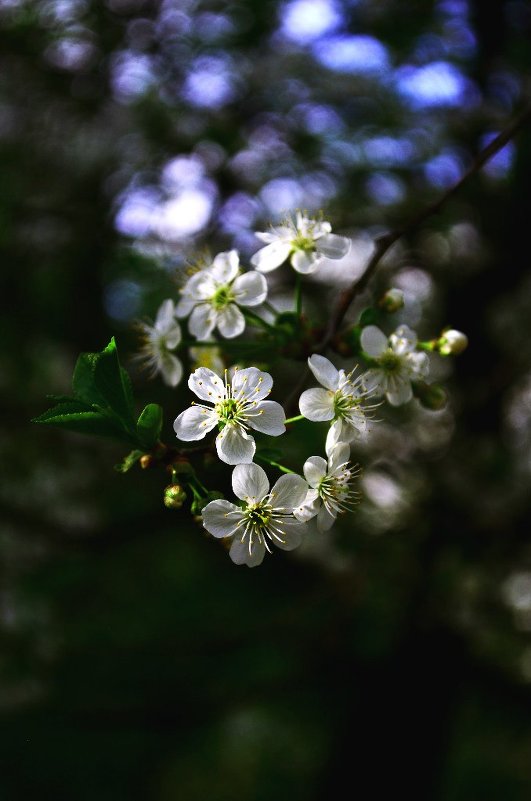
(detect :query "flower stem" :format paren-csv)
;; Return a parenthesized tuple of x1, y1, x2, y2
(262, 300, 279, 317)
(294, 273, 302, 317)
(284, 414, 305, 424)
(256, 454, 296, 474)
(242, 309, 277, 335)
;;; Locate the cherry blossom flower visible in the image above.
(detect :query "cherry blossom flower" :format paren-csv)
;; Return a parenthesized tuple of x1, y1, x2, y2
(294, 441, 360, 531)
(250, 212, 350, 274)
(136, 299, 183, 387)
(360, 324, 429, 405)
(173, 366, 286, 465)
(299, 354, 376, 451)
(202, 463, 308, 567)
(176, 250, 267, 340)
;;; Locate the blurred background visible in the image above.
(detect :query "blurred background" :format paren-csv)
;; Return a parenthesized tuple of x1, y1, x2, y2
(2, 0, 531, 798)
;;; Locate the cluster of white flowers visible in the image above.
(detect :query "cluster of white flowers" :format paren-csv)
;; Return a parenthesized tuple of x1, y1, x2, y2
(133, 212, 467, 568)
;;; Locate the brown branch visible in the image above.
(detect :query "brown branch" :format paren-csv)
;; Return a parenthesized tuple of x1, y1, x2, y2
(283, 104, 531, 414)
(321, 102, 531, 350)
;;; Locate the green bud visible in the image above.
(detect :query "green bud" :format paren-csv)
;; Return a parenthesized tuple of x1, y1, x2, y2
(413, 381, 447, 410)
(164, 484, 187, 509)
(379, 288, 404, 313)
(437, 329, 468, 356)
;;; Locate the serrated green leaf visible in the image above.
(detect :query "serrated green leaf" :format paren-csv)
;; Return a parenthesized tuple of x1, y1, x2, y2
(32, 403, 132, 442)
(114, 449, 144, 473)
(93, 338, 136, 431)
(136, 403, 163, 449)
(72, 352, 106, 407)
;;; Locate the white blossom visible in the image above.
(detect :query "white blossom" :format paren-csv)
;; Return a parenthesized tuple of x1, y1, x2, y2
(136, 299, 183, 387)
(299, 354, 377, 451)
(176, 250, 267, 340)
(294, 441, 360, 532)
(250, 212, 351, 275)
(202, 463, 308, 567)
(361, 324, 429, 406)
(173, 366, 286, 465)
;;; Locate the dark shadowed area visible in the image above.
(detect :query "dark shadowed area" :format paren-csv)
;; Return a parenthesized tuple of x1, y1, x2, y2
(2, 0, 531, 798)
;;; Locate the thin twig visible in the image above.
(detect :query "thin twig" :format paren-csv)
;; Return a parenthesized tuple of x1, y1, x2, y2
(284, 104, 531, 413)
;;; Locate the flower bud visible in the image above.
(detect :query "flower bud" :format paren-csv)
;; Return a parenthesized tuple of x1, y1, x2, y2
(140, 454, 154, 469)
(379, 288, 404, 313)
(438, 329, 468, 356)
(164, 484, 187, 509)
(413, 381, 447, 410)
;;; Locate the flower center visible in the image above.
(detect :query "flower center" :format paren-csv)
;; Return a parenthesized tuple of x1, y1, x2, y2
(378, 350, 402, 372)
(211, 284, 234, 311)
(215, 396, 243, 427)
(333, 390, 359, 420)
(318, 468, 358, 515)
(292, 232, 315, 253)
(245, 502, 272, 530)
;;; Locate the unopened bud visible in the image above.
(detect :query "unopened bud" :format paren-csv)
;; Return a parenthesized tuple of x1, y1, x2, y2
(140, 454, 154, 469)
(438, 329, 468, 356)
(379, 288, 404, 313)
(414, 381, 447, 410)
(164, 484, 187, 509)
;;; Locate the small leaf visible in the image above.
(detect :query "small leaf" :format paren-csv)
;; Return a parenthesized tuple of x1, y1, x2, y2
(136, 403, 163, 449)
(72, 352, 106, 407)
(32, 402, 132, 442)
(114, 449, 145, 473)
(93, 338, 136, 430)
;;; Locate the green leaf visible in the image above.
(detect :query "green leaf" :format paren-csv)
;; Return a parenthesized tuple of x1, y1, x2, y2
(136, 403, 163, 449)
(114, 449, 144, 473)
(32, 402, 132, 442)
(72, 352, 108, 407)
(92, 338, 136, 430)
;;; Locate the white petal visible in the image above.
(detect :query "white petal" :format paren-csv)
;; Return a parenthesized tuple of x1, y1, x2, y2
(291, 249, 321, 274)
(216, 424, 256, 465)
(299, 388, 335, 421)
(247, 401, 286, 435)
(210, 250, 240, 283)
(407, 351, 429, 377)
(303, 456, 328, 487)
(391, 324, 417, 353)
(216, 304, 245, 338)
(316, 233, 351, 260)
(308, 354, 339, 391)
(386, 378, 413, 406)
(173, 406, 217, 441)
(155, 299, 176, 331)
(164, 323, 182, 350)
(327, 441, 350, 472)
(305, 218, 331, 237)
(232, 463, 269, 502)
(293, 489, 320, 522)
(361, 368, 385, 395)
(325, 419, 344, 453)
(202, 500, 242, 538)
(188, 304, 217, 340)
(188, 367, 225, 402)
(361, 325, 388, 357)
(229, 534, 265, 567)
(316, 505, 336, 531)
(272, 519, 305, 551)
(232, 271, 268, 307)
(231, 367, 272, 401)
(175, 296, 196, 317)
(250, 241, 292, 272)
(270, 474, 308, 510)
(160, 353, 183, 387)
